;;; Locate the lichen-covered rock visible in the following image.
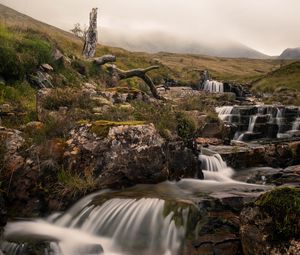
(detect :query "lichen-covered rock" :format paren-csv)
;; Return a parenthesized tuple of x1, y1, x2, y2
(64, 122, 168, 188)
(99, 124, 168, 187)
(0, 127, 25, 174)
(240, 187, 300, 255)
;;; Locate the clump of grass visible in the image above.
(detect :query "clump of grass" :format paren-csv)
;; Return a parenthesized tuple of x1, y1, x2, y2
(176, 112, 196, 139)
(255, 187, 300, 242)
(132, 100, 177, 138)
(0, 82, 37, 128)
(56, 168, 96, 197)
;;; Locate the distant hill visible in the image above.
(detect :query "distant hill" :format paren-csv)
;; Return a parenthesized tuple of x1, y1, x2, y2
(100, 28, 270, 59)
(252, 61, 300, 92)
(279, 48, 300, 60)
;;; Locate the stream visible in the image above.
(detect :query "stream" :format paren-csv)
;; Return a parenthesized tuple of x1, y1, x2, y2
(1, 153, 271, 255)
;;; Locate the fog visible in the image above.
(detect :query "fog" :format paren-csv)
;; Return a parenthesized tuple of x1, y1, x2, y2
(1, 0, 300, 56)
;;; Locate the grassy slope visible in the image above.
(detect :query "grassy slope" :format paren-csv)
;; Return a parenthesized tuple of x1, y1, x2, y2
(0, 3, 291, 86)
(252, 61, 300, 92)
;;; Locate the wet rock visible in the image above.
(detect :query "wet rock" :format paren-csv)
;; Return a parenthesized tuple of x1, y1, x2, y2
(201, 122, 223, 138)
(167, 141, 199, 180)
(0, 194, 7, 236)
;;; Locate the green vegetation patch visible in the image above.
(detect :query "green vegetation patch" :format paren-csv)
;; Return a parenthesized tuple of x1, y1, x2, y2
(0, 23, 53, 82)
(252, 61, 300, 93)
(255, 186, 300, 242)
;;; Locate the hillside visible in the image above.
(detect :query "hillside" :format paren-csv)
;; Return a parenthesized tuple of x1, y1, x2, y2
(279, 47, 300, 60)
(0, 3, 289, 85)
(252, 61, 300, 92)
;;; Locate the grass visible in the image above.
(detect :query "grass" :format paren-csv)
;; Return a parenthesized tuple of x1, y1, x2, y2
(0, 23, 53, 82)
(0, 82, 37, 127)
(252, 61, 300, 93)
(56, 168, 97, 197)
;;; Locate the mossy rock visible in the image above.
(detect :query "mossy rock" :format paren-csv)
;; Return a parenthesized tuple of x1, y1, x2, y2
(86, 120, 146, 138)
(255, 186, 300, 242)
(105, 87, 143, 94)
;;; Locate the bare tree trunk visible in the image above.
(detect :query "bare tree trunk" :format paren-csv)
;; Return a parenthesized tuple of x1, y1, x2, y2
(108, 65, 162, 99)
(83, 8, 98, 58)
(93, 55, 116, 65)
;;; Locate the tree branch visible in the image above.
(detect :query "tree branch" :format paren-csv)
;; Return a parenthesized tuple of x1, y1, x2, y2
(108, 65, 162, 99)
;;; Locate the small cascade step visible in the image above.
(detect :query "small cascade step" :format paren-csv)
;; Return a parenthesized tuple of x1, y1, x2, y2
(217, 105, 300, 141)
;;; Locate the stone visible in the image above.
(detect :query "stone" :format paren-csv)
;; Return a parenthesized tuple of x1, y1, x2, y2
(240, 187, 300, 255)
(0, 104, 12, 113)
(29, 71, 53, 88)
(40, 64, 54, 72)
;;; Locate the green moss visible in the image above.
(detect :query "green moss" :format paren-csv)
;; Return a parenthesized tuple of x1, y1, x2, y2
(255, 187, 300, 242)
(90, 120, 146, 137)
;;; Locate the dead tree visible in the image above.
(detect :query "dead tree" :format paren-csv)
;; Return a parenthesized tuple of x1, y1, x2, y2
(107, 65, 162, 99)
(93, 55, 116, 65)
(83, 8, 98, 58)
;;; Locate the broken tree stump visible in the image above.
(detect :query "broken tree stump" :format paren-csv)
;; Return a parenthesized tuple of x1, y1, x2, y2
(83, 8, 98, 59)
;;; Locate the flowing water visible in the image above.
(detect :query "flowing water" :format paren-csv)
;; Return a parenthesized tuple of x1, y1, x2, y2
(217, 105, 300, 141)
(203, 80, 224, 93)
(1, 150, 268, 255)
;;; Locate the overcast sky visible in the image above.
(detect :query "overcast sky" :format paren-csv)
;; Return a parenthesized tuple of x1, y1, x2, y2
(1, 0, 300, 55)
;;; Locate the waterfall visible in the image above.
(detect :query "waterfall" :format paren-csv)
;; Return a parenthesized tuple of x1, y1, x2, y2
(199, 153, 234, 182)
(292, 117, 300, 131)
(203, 80, 224, 93)
(216, 106, 234, 121)
(2, 198, 186, 255)
(275, 107, 284, 135)
(248, 115, 258, 132)
(216, 105, 300, 141)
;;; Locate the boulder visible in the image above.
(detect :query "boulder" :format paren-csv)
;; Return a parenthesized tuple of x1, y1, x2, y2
(240, 187, 300, 255)
(64, 122, 168, 188)
(29, 71, 53, 89)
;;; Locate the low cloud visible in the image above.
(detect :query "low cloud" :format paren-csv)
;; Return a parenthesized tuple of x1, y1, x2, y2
(1, 0, 300, 55)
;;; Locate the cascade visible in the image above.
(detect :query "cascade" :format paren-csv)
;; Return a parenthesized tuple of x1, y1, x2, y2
(217, 105, 300, 141)
(292, 117, 300, 131)
(198, 152, 234, 182)
(2, 197, 186, 255)
(203, 80, 224, 93)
